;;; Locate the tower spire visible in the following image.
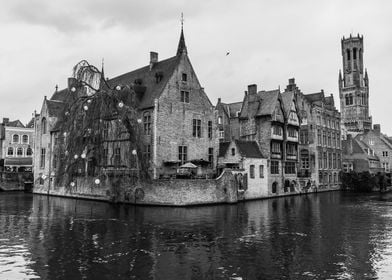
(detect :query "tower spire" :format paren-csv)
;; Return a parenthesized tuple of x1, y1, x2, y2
(176, 13, 187, 56)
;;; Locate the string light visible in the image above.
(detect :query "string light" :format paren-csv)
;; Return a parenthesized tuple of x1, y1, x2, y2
(94, 179, 100, 185)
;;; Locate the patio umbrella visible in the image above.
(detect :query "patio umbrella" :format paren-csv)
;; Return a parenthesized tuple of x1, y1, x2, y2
(180, 162, 197, 168)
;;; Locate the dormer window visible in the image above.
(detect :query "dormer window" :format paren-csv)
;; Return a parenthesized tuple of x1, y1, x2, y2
(181, 73, 187, 82)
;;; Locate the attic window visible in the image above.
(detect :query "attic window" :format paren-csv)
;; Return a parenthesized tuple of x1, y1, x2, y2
(182, 73, 187, 82)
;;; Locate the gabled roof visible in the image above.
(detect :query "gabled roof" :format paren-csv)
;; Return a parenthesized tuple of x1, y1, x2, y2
(281, 90, 295, 116)
(304, 92, 324, 104)
(219, 140, 264, 158)
(46, 100, 66, 118)
(256, 89, 280, 117)
(107, 55, 180, 109)
(219, 101, 243, 118)
(6, 120, 25, 128)
(50, 88, 72, 102)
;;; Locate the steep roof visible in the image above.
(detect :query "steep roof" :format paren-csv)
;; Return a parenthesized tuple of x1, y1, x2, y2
(219, 101, 243, 118)
(6, 120, 25, 128)
(107, 55, 180, 109)
(281, 90, 295, 115)
(47, 100, 66, 117)
(304, 92, 324, 104)
(219, 140, 264, 158)
(256, 90, 280, 117)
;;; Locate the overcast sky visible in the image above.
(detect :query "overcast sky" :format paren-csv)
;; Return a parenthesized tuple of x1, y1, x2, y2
(1, 0, 391, 134)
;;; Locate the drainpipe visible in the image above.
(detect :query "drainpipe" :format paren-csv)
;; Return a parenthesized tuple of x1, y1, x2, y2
(153, 99, 158, 179)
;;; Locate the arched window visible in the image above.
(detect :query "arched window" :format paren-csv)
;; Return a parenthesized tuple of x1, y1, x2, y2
(231, 148, 235, 156)
(17, 147, 23, 156)
(7, 147, 14, 156)
(22, 135, 29, 144)
(42, 118, 47, 134)
(143, 112, 151, 135)
(218, 116, 222, 125)
(26, 147, 33, 156)
(272, 181, 278, 193)
(353, 48, 357, 60)
(13, 134, 19, 143)
(346, 49, 351, 61)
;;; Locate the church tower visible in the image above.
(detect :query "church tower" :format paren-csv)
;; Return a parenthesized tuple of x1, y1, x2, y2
(339, 34, 372, 133)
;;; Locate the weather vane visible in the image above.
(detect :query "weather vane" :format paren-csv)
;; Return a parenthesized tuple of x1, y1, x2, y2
(181, 12, 184, 28)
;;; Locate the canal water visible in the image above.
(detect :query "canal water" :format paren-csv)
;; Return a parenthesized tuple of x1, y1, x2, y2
(1, 192, 392, 280)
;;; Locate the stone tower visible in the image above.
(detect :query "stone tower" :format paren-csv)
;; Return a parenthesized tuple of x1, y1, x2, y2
(339, 34, 372, 133)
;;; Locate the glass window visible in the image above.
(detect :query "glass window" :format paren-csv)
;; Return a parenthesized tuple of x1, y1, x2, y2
(17, 147, 23, 156)
(285, 162, 296, 174)
(250, 165, 255, 178)
(143, 112, 151, 135)
(13, 134, 19, 143)
(208, 148, 214, 167)
(180, 91, 189, 103)
(272, 182, 278, 193)
(42, 118, 47, 134)
(7, 147, 14, 156)
(26, 147, 33, 156)
(40, 148, 46, 169)
(22, 135, 29, 144)
(259, 165, 264, 178)
(178, 146, 187, 164)
(192, 119, 202, 138)
(271, 161, 279, 174)
(114, 148, 121, 166)
(208, 121, 212, 139)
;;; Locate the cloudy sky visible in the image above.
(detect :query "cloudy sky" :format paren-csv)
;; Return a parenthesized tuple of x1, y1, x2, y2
(1, 0, 391, 133)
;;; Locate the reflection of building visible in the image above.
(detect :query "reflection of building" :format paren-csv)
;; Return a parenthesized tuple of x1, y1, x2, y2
(339, 34, 372, 133)
(287, 78, 342, 190)
(218, 140, 268, 199)
(0, 117, 34, 172)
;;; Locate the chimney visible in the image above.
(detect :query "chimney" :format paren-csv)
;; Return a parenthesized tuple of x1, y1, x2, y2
(373, 124, 381, 134)
(247, 84, 257, 95)
(3, 118, 9, 125)
(289, 78, 295, 85)
(150, 51, 158, 70)
(217, 98, 221, 103)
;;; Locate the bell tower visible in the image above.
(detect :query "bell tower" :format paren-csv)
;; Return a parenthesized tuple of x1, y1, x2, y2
(339, 34, 371, 133)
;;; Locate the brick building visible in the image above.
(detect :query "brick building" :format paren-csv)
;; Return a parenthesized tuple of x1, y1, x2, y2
(0, 118, 34, 172)
(283, 78, 342, 191)
(238, 84, 301, 195)
(339, 34, 372, 133)
(218, 140, 268, 199)
(342, 125, 392, 173)
(215, 98, 242, 141)
(342, 134, 381, 173)
(33, 27, 218, 190)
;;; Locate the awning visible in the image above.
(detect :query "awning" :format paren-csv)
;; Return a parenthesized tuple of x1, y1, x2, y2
(4, 157, 33, 166)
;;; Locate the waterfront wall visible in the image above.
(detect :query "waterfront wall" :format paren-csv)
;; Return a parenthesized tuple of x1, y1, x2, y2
(33, 170, 238, 206)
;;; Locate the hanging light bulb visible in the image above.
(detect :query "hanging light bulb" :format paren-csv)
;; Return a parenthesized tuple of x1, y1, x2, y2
(115, 85, 122, 91)
(74, 154, 79, 159)
(65, 150, 69, 156)
(63, 132, 67, 137)
(118, 102, 124, 108)
(81, 153, 86, 159)
(132, 149, 137, 155)
(87, 99, 92, 104)
(70, 182, 75, 187)
(71, 87, 76, 92)
(137, 119, 142, 124)
(41, 174, 47, 180)
(94, 178, 100, 185)
(83, 105, 88, 111)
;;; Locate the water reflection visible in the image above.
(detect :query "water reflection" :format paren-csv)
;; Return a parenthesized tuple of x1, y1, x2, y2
(0, 192, 392, 279)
